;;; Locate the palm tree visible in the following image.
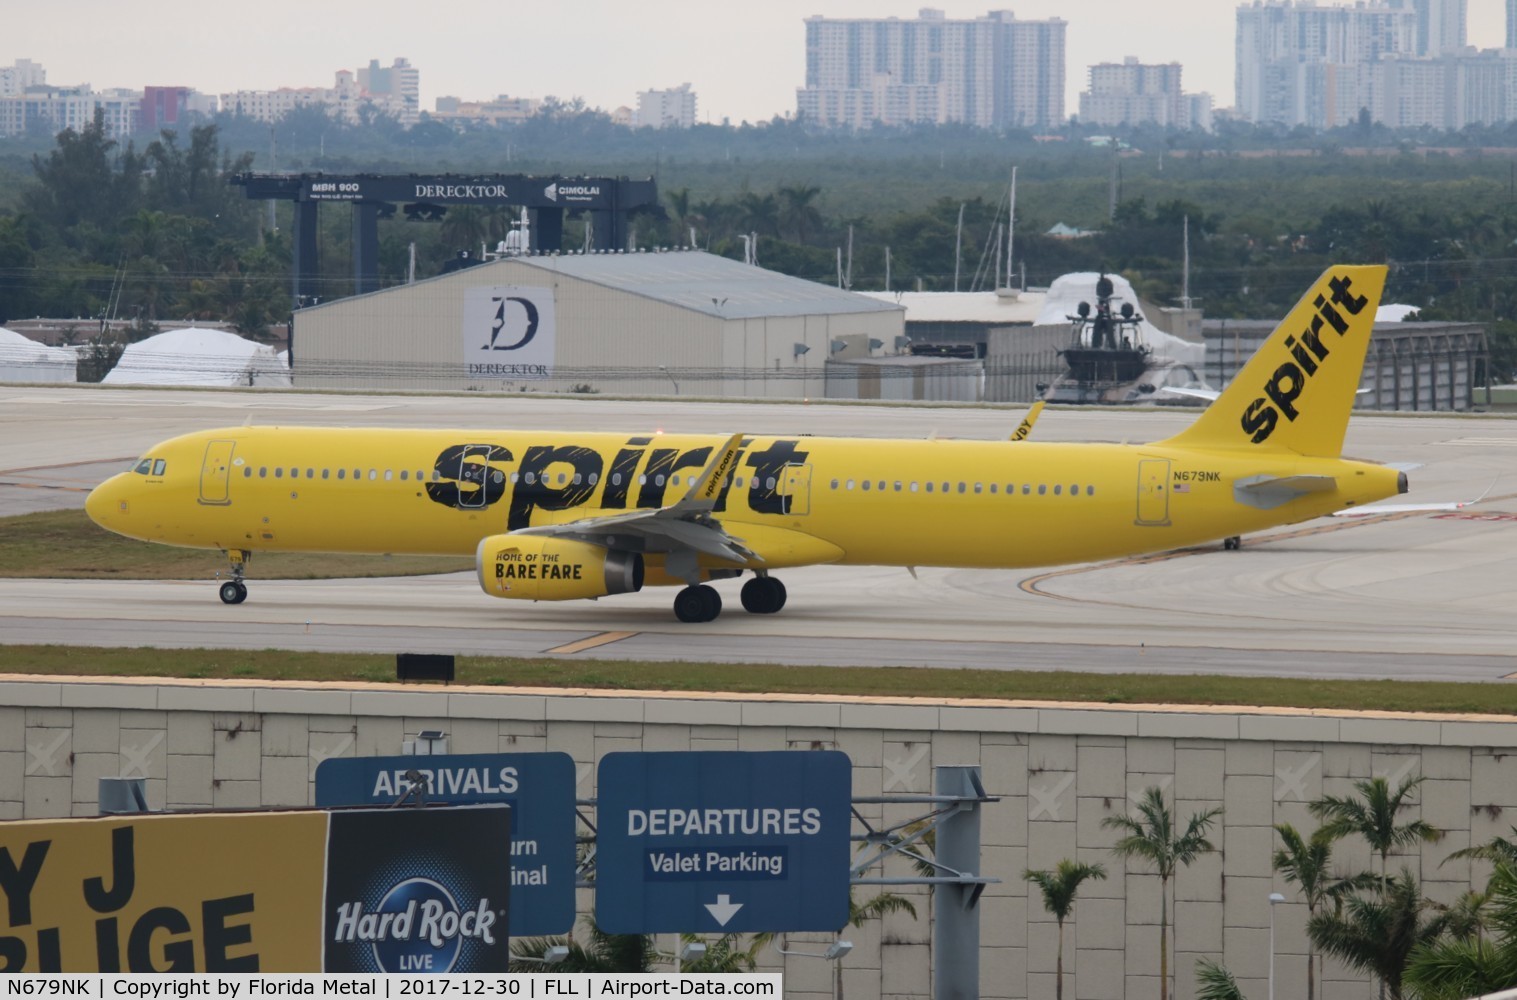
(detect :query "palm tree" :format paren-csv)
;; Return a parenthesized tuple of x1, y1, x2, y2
(1446, 825, 1517, 867)
(439, 205, 489, 255)
(510, 917, 656, 973)
(1272, 822, 1377, 1000)
(675, 932, 763, 973)
(778, 184, 824, 244)
(1194, 958, 1247, 1000)
(1308, 868, 1447, 1000)
(1309, 775, 1444, 882)
(833, 891, 917, 1000)
(1404, 863, 1517, 999)
(1024, 859, 1107, 1000)
(1103, 786, 1223, 1000)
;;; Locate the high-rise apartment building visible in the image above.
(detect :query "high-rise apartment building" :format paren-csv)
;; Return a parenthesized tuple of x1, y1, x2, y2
(1509, 0, 1517, 48)
(1079, 58, 1190, 127)
(0, 59, 45, 97)
(222, 61, 415, 125)
(1236, 1, 1418, 127)
(635, 83, 697, 128)
(797, 8, 1066, 130)
(358, 57, 420, 124)
(1401, 0, 1466, 55)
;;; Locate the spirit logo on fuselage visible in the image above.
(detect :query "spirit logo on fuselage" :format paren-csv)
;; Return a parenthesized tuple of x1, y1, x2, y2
(425, 437, 810, 529)
(1239, 273, 1369, 444)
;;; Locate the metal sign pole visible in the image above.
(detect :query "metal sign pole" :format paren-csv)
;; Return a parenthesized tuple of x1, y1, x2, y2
(932, 766, 988, 1000)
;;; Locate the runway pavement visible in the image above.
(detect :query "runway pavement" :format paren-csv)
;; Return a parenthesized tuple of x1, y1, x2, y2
(2, 385, 1515, 681)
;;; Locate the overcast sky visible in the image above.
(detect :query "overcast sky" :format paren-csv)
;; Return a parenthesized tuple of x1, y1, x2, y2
(15, 0, 1510, 124)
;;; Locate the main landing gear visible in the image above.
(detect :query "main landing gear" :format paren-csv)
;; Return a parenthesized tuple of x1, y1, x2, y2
(672, 575, 788, 623)
(673, 584, 722, 623)
(218, 549, 250, 604)
(1223, 535, 1243, 551)
(740, 575, 787, 615)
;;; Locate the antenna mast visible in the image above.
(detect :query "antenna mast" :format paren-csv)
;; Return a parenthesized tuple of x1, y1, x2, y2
(1007, 166, 1016, 290)
(1181, 215, 1192, 309)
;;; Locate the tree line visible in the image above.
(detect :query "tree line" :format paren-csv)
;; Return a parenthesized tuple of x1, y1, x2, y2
(4, 108, 1517, 381)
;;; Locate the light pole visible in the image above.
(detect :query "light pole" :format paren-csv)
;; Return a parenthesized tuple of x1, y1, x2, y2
(659, 364, 680, 395)
(1268, 891, 1286, 1000)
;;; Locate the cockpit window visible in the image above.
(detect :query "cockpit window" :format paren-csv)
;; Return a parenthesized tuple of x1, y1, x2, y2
(134, 459, 152, 475)
(151, 459, 166, 477)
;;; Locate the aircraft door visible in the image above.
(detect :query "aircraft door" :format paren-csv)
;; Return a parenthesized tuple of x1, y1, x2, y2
(1135, 458, 1171, 526)
(779, 463, 812, 515)
(198, 440, 236, 506)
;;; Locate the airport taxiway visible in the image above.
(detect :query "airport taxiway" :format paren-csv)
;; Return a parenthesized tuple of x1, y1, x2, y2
(2, 385, 1514, 681)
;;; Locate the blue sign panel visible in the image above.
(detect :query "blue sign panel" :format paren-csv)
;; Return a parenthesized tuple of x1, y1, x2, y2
(315, 752, 576, 936)
(596, 750, 851, 934)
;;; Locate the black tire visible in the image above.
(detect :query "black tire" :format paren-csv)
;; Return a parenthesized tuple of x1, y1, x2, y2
(674, 584, 722, 623)
(219, 581, 243, 605)
(232, 582, 248, 604)
(696, 584, 722, 621)
(741, 577, 787, 614)
(674, 586, 707, 623)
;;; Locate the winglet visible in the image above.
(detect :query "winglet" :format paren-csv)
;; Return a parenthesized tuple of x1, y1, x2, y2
(1158, 265, 1386, 457)
(672, 433, 745, 514)
(1010, 401, 1044, 441)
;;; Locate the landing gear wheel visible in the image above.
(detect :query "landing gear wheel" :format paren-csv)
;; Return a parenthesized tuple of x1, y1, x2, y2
(740, 576, 787, 614)
(1223, 536, 1242, 551)
(674, 584, 722, 623)
(219, 581, 247, 605)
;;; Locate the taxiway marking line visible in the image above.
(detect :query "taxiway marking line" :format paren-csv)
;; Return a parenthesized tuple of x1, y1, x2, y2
(546, 631, 641, 654)
(0, 457, 135, 475)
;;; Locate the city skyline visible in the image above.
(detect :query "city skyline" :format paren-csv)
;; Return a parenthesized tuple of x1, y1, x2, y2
(14, 0, 1505, 127)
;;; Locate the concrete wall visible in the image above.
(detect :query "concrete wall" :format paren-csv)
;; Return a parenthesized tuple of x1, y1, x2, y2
(4, 675, 1515, 999)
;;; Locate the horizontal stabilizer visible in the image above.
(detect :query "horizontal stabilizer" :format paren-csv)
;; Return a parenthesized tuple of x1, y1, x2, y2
(1234, 474, 1338, 510)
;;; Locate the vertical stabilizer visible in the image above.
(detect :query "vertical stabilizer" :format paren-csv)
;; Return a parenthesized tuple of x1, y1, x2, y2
(1159, 265, 1386, 457)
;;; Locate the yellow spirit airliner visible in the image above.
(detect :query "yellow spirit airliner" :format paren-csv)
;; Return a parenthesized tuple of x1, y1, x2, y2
(87, 266, 1406, 622)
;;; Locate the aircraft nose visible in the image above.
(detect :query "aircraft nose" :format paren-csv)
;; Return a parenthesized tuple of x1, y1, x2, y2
(86, 474, 127, 531)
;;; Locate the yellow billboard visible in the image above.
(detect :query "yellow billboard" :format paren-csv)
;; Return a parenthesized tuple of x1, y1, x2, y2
(0, 806, 513, 974)
(0, 811, 327, 972)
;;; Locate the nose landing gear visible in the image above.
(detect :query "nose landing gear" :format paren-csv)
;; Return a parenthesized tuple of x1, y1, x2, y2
(218, 549, 250, 604)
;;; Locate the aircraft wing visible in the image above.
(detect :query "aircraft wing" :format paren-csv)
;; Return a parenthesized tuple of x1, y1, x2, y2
(1157, 386, 1219, 403)
(1162, 386, 1369, 404)
(511, 433, 762, 564)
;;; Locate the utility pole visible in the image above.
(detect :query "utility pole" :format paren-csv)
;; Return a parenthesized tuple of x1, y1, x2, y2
(954, 203, 965, 292)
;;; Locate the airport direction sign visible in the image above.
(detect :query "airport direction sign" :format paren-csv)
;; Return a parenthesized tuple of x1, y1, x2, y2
(314, 751, 576, 936)
(595, 750, 852, 934)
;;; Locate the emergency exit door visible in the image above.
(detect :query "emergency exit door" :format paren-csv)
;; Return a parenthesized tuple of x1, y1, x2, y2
(1134, 459, 1171, 526)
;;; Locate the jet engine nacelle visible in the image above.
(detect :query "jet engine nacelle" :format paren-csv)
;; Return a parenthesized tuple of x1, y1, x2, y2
(476, 535, 644, 601)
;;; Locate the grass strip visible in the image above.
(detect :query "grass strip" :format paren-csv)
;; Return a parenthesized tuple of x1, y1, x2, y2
(0, 510, 470, 579)
(1, 644, 1513, 716)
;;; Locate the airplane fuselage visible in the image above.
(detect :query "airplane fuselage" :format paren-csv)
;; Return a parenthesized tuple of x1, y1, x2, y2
(88, 425, 1403, 574)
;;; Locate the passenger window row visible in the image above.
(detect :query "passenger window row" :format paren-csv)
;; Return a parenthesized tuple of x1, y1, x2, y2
(828, 478, 1095, 497)
(239, 465, 762, 492)
(244, 467, 430, 481)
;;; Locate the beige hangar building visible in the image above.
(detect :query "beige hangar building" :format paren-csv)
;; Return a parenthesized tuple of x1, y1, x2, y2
(291, 250, 904, 398)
